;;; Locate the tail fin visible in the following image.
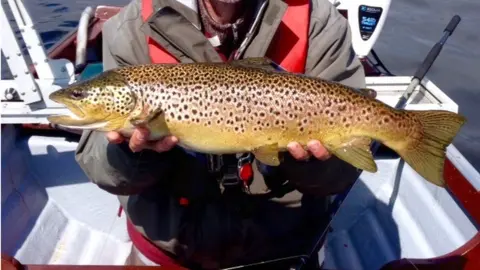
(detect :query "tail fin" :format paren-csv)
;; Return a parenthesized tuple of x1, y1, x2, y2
(397, 110, 466, 187)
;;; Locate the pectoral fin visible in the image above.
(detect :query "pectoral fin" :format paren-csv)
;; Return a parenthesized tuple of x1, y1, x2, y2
(328, 136, 377, 172)
(253, 143, 281, 166)
(129, 107, 164, 127)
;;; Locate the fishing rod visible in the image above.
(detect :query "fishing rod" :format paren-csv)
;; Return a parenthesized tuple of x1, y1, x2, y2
(293, 14, 462, 270)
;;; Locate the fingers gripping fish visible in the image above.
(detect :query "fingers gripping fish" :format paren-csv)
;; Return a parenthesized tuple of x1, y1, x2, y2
(47, 57, 467, 187)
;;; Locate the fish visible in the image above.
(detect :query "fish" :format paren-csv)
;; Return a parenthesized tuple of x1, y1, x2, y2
(47, 57, 466, 187)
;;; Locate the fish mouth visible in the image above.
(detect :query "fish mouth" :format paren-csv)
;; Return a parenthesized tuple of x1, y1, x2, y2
(47, 111, 109, 130)
(48, 90, 90, 126)
(47, 99, 103, 128)
(47, 100, 111, 130)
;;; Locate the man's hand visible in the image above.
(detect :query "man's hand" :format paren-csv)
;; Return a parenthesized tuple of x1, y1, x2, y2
(106, 128, 178, 153)
(287, 140, 331, 161)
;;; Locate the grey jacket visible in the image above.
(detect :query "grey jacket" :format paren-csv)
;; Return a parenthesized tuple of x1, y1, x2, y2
(75, 0, 366, 268)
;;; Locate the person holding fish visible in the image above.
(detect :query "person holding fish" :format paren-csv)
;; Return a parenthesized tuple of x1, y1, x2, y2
(64, 0, 463, 269)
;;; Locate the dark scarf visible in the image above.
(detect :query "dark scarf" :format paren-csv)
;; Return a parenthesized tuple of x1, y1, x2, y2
(197, 0, 255, 48)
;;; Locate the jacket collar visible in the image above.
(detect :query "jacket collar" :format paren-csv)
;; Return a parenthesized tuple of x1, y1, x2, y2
(140, 0, 287, 62)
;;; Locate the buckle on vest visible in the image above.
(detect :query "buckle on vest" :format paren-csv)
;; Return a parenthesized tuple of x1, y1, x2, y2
(207, 154, 223, 173)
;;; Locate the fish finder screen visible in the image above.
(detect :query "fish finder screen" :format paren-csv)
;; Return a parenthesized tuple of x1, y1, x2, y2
(358, 5, 383, 41)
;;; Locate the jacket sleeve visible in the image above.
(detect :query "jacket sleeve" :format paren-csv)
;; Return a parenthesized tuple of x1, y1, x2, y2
(74, 11, 174, 195)
(261, 1, 367, 197)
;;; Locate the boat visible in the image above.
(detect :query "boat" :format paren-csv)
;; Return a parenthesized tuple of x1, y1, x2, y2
(1, 0, 479, 269)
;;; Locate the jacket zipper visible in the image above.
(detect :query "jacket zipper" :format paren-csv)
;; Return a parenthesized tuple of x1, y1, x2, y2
(233, 0, 268, 60)
(232, 24, 239, 44)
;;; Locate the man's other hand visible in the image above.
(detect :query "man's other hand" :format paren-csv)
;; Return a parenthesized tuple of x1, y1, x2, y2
(287, 140, 331, 161)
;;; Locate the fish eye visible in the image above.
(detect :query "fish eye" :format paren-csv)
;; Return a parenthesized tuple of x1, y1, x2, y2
(70, 89, 87, 99)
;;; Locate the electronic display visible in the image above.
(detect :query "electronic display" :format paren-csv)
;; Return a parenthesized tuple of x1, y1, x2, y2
(358, 5, 383, 41)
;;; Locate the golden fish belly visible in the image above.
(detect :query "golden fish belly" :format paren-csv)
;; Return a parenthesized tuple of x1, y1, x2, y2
(162, 109, 344, 155)
(164, 120, 286, 153)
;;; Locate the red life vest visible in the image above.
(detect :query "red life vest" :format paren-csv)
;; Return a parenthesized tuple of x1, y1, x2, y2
(140, 0, 310, 73)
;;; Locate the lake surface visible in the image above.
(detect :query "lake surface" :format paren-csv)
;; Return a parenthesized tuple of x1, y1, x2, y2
(4, 0, 480, 170)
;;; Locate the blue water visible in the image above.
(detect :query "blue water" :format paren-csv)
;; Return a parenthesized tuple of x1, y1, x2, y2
(3, 0, 480, 170)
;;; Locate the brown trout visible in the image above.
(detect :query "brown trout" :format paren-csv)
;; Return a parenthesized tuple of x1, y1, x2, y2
(47, 57, 466, 187)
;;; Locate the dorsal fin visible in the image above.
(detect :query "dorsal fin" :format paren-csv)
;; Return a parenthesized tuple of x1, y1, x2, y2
(356, 88, 377, 99)
(229, 57, 286, 73)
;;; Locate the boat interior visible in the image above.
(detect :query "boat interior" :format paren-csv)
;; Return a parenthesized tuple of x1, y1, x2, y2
(1, 1, 479, 269)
